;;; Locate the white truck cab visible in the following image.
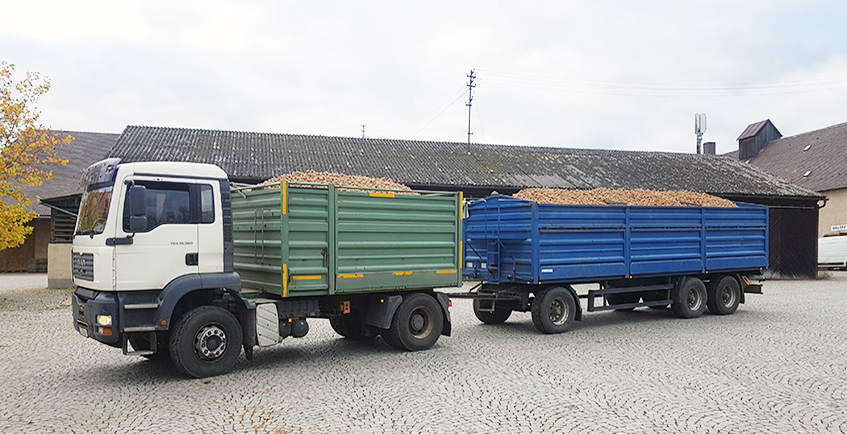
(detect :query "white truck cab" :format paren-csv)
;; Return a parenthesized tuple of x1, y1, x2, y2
(73, 159, 228, 291)
(72, 158, 241, 372)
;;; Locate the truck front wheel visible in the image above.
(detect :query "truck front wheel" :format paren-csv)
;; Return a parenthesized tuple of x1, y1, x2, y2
(169, 306, 243, 378)
(383, 293, 443, 351)
(531, 286, 576, 334)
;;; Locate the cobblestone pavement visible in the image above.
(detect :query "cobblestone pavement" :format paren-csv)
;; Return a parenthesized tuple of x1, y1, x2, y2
(1, 274, 846, 433)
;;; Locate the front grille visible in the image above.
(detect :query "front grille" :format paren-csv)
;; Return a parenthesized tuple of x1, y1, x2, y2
(73, 253, 94, 281)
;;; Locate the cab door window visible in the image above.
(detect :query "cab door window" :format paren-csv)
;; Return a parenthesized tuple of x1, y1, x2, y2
(123, 181, 191, 233)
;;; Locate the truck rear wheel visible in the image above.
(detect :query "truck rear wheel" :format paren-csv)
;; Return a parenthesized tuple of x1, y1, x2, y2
(330, 311, 378, 340)
(531, 286, 576, 334)
(671, 277, 707, 319)
(169, 306, 243, 378)
(472, 298, 512, 324)
(706, 275, 741, 315)
(383, 293, 443, 351)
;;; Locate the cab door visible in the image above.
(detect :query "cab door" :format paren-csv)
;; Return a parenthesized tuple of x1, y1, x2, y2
(113, 178, 199, 291)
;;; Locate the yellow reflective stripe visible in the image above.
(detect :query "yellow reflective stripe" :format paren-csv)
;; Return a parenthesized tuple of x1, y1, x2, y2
(282, 181, 288, 215)
(338, 273, 363, 279)
(283, 264, 288, 297)
(369, 192, 395, 198)
(392, 271, 413, 276)
(459, 241, 463, 270)
(436, 269, 457, 274)
(291, 275, 322, 281)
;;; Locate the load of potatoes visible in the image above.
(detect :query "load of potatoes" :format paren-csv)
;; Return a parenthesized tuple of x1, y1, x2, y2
(513, 187, 737, 208)
(261, 172, 735, 207)
(261, 170, 417, 194)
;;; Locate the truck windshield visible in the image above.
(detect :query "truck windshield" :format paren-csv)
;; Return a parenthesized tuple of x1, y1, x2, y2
(76, 185, 113, 236)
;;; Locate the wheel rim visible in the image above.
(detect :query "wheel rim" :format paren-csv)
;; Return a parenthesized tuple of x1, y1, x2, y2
(548, 297, 569, 326)
(409, 307, 433, 339)
(195, 324, 227, 361)
(719, 284, 737, 308)
(687, 288, 703, 311)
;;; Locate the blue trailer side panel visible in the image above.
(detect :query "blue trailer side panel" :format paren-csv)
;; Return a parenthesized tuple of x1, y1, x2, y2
(463, 196, 768, 284)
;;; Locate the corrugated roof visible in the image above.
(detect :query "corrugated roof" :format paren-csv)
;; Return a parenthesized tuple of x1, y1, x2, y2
(12, 131, 120, 215)
(730, 121, 847, 192)
(108, 125, 818, 198)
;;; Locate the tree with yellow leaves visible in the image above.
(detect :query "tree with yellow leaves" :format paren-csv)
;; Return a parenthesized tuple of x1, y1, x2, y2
(1, 61, 73, 250)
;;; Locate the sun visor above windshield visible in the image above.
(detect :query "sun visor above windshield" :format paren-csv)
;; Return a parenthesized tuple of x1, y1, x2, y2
(80, 158, 122, 190)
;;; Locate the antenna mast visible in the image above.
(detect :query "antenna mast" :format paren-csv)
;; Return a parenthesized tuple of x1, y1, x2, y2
(466, 69, 476, 152)
(694, 113, 706, 154)
(361, 124, 366, 139)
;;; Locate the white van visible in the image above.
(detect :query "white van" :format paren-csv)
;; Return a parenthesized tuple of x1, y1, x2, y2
(818, 235, 847, 270)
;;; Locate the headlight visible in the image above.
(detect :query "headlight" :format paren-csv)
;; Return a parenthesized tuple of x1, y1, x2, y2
(96, 315, 112, 326)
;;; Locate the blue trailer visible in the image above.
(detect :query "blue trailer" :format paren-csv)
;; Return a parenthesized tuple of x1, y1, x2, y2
(461, 195, 768, 333)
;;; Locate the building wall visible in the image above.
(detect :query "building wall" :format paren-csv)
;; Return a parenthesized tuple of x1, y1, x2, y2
(0, 218, 51, 272)
(47, 243, 74, 288)
(820, 188, 847, 236)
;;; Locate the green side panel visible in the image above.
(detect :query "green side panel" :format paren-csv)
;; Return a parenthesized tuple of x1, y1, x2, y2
(334, 191, 461, 293)
(232, 187, 285, 294)
(232, 184, 462, 298)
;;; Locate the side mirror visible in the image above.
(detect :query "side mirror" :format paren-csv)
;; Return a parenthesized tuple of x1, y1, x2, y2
(130, 215, 148, 232)
(129, 185, 147, 217)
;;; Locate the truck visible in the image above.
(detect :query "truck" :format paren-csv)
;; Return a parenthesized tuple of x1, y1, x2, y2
(460, 194, 768, 333)
(72, 159, 461, 377)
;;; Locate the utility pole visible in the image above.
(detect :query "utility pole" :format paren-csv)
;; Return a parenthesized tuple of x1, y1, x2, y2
(466, 69, 476, 152)
(361, 124, 366, 139)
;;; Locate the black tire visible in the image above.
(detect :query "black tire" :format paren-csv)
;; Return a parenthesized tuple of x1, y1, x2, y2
(383, 293, 443, 351)
(330, 311, 378, 340)
(169, 306, 243, 378)
(670, 277, 707, 319)
(472, 298, 512, 324)
(706, 275, 741, 315)
(531, 286, 576, 334)
(606, 293, 640, 312)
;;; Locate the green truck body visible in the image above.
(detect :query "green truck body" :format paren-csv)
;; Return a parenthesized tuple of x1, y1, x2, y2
(232, 182, 463, 297)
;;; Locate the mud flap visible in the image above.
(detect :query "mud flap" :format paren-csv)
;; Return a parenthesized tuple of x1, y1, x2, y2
(364, 295, 403, 330)
(436, 293, 452, 336)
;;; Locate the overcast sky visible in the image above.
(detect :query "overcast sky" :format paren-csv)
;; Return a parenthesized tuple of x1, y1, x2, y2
(2, 1, 846, 154)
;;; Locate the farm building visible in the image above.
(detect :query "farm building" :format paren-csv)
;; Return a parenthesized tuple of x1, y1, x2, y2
(730, 119, 847, 238)
(19, 125, 823, 282)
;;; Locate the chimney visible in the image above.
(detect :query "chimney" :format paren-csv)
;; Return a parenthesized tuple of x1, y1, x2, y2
(703, 142, 716, 155)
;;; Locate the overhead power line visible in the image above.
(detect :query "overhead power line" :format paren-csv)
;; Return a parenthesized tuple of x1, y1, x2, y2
(478, 68, 847, 97)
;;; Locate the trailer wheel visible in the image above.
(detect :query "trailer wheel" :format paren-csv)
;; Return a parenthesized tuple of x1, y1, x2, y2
(472, 298, 512, 324)
(169, 306, 243, 378)
(383, 293, 443, 351)
(671, 277, 707, 319)
(531, 286, 576, 334)
(706, 275, 741, 315)
(330, 311, 378, 340)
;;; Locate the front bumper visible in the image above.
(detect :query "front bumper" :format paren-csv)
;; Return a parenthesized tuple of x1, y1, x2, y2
(73, 287, 121, 347)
